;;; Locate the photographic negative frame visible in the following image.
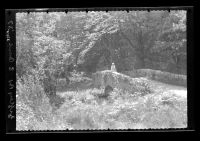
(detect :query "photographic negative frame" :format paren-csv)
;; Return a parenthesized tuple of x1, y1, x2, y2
(5, 6, 195, 134)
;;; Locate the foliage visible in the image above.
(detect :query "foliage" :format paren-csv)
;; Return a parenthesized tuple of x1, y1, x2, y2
(16, 10, 186, 77)
(16, 74, 51, 116)
(56, 86, 186, 129)
(152, 10, 186, 73)
(16, 73, 72, 130)
(16, 74, 51, 130)
(16, 68, 187, 130)
(16, 11, 187, 130)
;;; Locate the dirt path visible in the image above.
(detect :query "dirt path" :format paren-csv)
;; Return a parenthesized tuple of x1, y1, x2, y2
(141, 78, 187, 98)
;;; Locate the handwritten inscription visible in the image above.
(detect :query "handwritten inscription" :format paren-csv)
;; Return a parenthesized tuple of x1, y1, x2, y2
(9, 67, 14, 71)
(8, 43, 14, 63)
(8, 81, 15, 119)
(8, 80, 14, 89)
(6, 18, 15, 120)
(6, 21, 15, 63)
(8, 92, 15, 119)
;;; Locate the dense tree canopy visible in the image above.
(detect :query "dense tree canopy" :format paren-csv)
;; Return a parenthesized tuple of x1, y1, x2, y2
(16, 10, 186, 81)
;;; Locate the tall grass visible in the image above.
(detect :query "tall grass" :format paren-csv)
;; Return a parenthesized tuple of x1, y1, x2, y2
(16, 74, 71, 130)
(17, 73, 187, 130)
(57, 86, 187, 129)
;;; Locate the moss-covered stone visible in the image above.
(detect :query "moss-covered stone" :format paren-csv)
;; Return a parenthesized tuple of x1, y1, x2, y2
(92, 70, 152, 96)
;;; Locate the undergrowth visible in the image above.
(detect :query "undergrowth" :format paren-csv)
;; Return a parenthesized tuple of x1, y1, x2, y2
(57, 87, 187, 129)
(17, 74, 187, 130)
(16, 74, 71, 130)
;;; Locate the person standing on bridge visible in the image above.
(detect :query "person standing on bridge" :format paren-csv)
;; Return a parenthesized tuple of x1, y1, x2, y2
(111, 62, 117, 72)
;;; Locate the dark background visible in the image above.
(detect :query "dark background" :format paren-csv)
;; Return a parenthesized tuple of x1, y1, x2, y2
(2, 0, 199, 137)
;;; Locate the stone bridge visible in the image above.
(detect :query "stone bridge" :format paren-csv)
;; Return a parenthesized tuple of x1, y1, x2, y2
(92, 70, 152, 96)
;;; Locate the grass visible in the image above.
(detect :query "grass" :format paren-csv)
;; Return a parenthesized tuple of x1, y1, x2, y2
(56, 86, 187, 129)
(16, 72, 187, 130)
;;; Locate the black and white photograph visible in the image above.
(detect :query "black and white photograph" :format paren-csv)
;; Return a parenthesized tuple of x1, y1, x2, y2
(15, 9, 187, 130)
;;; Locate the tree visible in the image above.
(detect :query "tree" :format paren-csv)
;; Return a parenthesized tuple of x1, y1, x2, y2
(16, 12, 69, 97)
(116, 11, 170, 68)
(16, 10, 187, 85)
(16, 13, 38, 77)
(76, 11, 127, 72)
(153, 10, 186, 73)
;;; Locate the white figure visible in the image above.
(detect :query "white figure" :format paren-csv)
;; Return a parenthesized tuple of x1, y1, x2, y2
(111, 62, 117, 72)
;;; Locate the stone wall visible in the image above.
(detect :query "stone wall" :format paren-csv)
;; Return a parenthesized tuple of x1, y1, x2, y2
(124, 69, 187, 87)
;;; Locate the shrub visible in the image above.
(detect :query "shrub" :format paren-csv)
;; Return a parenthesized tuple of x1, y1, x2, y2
(17, 75, 52, 116)
(61, 104, 102, 129)
(57, 85, 187, 129)
(136, 93, 187, 128)
(67, 72, 93, 91)
(133, 80, 153, 96)
(16, 74, 54, 130)
(56, 78, 67, 88)
(142, 105, 187, 128)
(16, 100, 36, 130)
